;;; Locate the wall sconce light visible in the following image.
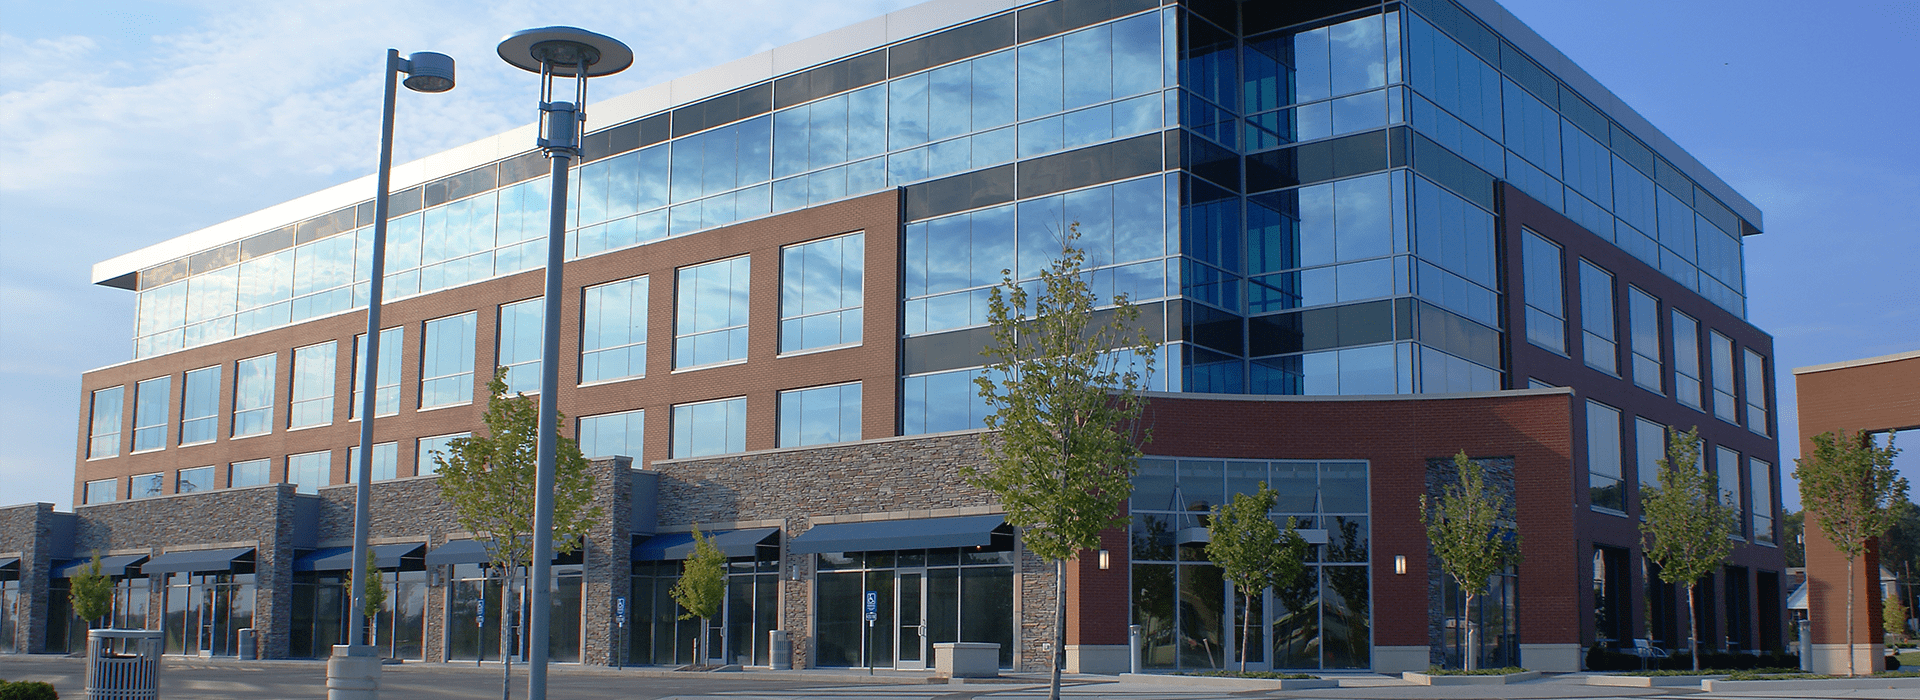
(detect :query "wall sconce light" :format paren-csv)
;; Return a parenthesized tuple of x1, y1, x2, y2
(789, 564, 800, 581)
(1394, 555, 1407, 575)
(1098, 549, 1111, 570)
(427, 565, 446, 588)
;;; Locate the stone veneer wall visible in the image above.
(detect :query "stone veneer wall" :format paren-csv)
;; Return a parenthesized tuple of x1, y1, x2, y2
(649, 431, 1056, 671)
(315, 473, 466, 663)
(0, 503, 60, 653)
(1425, 456, 1518, 667)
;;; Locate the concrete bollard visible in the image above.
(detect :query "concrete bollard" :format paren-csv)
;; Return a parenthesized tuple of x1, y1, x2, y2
(1128, 625, 1142, 675)
(327, 644, 383, 700)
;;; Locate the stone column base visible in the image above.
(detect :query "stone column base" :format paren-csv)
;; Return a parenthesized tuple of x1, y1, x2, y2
(327, 645, 382, 700)
(1810, 643, 1884, 675)
(1519, 643, 1580, 672)
(1371, 645, 1429, 673)
(1065, 644, 1130, 674)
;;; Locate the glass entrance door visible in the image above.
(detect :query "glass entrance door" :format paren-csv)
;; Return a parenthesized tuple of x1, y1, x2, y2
(897, 571, 926, 669)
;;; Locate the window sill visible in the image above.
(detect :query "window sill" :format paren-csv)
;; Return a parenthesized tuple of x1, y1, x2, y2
(579, 375, 646, 389)
(178, 439, 217, 448)
(1590, 505, 1629, 518)
(130, 447, 165, 456)
(417, 402, 473, 413)
(287, 423, 332, 432)
(230, 431, 273, 441)
(672, 359, 747, 374)
(777, 342, 861, 359)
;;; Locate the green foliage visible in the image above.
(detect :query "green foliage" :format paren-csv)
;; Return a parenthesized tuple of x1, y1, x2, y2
(1418, 451, 1522, 670)
(0, 679, 60, 700)
(1639, 427, 1737, 671)
(68, 553, 112, 627)
(970, 226, 1154, 698)
(1796, 429, 1906, 676)
(1207, 482, 1308, 672)
(345, 549, 386, 625)
(1783, 510, 1805, 568)
(671, 527, 726, 623)
(435, 369, 603, 573)
(1887, 593, 1909, 641)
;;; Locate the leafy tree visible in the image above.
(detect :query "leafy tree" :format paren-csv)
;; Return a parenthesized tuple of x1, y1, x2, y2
(436, 370, 602, 698)
(1885, 592, 1909, 646)
(1794, 429, 1905, 676)
(1639, 427, 1737, 671)
(1419, 451, 1523, 671)
(69, 553, 113, 629)
(1206, 482, 1308, 673)
(670, 526, 726, 665)
(970, 228, 1154, 700)
(1783, 510, 1805, 568)
(344, 549, 387, 649)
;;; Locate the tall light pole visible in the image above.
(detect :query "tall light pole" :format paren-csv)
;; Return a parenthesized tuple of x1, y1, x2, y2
(496, 27, 631, 700)
(336, 49, 453, 700)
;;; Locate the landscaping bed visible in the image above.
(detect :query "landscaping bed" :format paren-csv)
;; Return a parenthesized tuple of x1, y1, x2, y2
(1402, 667, 1538, 685)
(1119, 672, 1336, 690)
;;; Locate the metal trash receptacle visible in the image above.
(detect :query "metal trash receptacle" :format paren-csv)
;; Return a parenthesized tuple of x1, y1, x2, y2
(86, 629, 163, 700)
(237, 628, 255, 660)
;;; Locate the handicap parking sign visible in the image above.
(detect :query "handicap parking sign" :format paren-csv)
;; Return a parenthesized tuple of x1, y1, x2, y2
(864, 591, 878, 622)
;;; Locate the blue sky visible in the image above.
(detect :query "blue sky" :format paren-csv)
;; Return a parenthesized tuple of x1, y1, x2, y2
(1, 0, 1914, 511)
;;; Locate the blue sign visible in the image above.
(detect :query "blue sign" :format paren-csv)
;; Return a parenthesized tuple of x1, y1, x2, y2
(864, 591, 879, 622)
(616, 596, 627, 628)
(476, 600, 485, 628)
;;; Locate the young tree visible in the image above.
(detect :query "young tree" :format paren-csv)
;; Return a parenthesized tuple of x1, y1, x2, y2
(436, 370, 602, 699)
(1795, 429, 1905, 676)
(344, 550, 387, 651)
(970, 228, 1154, 700)
(1885, 594, 1909, 647)
(1419, 451, 1523, 671)
(1639, 427, 1737, 671)
(69, 553, 113, 630)
(670, 526, 726, 665)
(1206, 482, 1308, 673)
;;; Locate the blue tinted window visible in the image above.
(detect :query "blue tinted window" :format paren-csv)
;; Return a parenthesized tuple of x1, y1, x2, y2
(1520, 230, 1565, 354)
(582, 276, 648, 384)
(233, 354, 275, 438)
(89, 386, 124, 459)
(290, 341, 336, 429)
(132, 376, 170, 452)
(782, 232, 864, 353)
(352, 326, 403, 419)
(675, 256, 751, 368)
(421, 312, 476, 408)
(672, 397, 746, 458)
(779, 383, 862, 447)
(180, 366, 219, 445)
(902, 369, 990, 435)
(579, 410, 645, 461)
(1502, 79, 1560, 176)
(1411, 175, 1496, 287)
(497, 298, 544, 394)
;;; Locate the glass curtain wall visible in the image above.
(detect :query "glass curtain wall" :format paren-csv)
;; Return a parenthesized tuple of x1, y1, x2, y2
(163, 568, 257, 656)
(1131, 457, 1371, 671)
(813, 540, 1016, 669)
(289, 571, 426, 659)
(625, 543, 780, 667)
(444, 561, 584, 663)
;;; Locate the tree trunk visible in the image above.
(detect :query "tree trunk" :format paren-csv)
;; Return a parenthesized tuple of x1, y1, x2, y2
(1687, 584, 1699, 672)
(502, 566, 515, 700)
(1463, 590, 1478, 672)
(1240, 589, 1253, 673)
(1050, 558, 1065, 700)
(1847, 554, 1857, 676)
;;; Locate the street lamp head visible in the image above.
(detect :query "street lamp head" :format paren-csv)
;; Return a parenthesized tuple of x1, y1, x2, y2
(402, 51, 456, 93)
(497, 27, 632, 77)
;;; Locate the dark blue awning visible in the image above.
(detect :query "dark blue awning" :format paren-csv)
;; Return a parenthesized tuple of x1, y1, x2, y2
(294, 543, 425, 572)
(52, 554, 148, 578)
(0, 556, 18, 571)
(142, 548, 252, 575)
(788, 515, 1006, 554)
(632, 528, 778, 561)
(424, 540, 492, 567)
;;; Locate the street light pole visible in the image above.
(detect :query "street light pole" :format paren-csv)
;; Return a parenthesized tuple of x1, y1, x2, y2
(496, 28, 630, 700)
(334, 48, 452, 700)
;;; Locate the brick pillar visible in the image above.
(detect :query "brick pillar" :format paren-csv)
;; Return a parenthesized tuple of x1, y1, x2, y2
(1805, 517, 1883, 674)
(1062, 526, 1130, 673)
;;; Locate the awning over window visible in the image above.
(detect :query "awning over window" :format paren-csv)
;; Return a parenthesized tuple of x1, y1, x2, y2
(294, 543, 425, 572)
(424, 540, 492, 567)
(53, 554, 149, 578)
(142, 547, 253, 575)
(788, 514, 1007, 554)
(632, 528, 779, 561)
(0, 557, 19, 572)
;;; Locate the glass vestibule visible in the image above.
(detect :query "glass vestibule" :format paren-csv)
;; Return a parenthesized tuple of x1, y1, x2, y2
(1131, 457, 1372, 671)
(444, 559, 585, 663)
(163, 570, 256, 656)
(626, 535, 780, 667)
(813, 539, 1017, 670)
(289, 570, 427, 659)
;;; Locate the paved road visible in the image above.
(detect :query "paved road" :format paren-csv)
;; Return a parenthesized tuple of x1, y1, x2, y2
(6, 655, 1920, 699)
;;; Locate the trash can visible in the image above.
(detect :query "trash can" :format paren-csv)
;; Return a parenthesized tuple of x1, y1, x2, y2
(237, 628, 255, 660)
(86, 629, 163, 700)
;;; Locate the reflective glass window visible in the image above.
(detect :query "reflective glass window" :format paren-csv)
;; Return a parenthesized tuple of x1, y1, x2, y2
(84, 478, 117, 504)
(1587, 401, 1623, 513)
(290, 341, 336, 429)
(579, 410, 644, 462)
(1520, 230, 1565, 354)
(1743, 349, 1768, 436)
(1502, 79, 1560, 176)
(177, 466, 217, 494)
(1560, 119, 1611, 207)
(421, 312, 476, 408)
(582, 277, 649, 384)
(230, 459, 271, 488)
(782, 232, 864, 353)
(1716, 445, 1743, 530)
(232, 354, 276, 438)
(1612, 156, 1657, 235)
(1579, 261, 1616, 375)
(1628, 287, 1661, 393)
(417, 433, 468, 476)
(1404, 13, 1501, 137)
(351, 327, 403, 420)
(346, 442, 399, 483)
(1409, 175, 1493, 288)
(180, 366, 220, 445)
(1672, 311, 1702, 410)
(287, 450, 330, 495)
(89, 386, 124, 459)
(133, 376, 170, 453)
(1750, 459, 1773, 544)
(779, 382, 862, 447)
(1635, 418, 1665, 491)
(902, 368, 991, 435)
(130, 472, 165, 499)
(675, 256, 751, 369)
(497, 298, 544, 395)
(1710, 331, 1737, 423)
(671, 397, 747, 458)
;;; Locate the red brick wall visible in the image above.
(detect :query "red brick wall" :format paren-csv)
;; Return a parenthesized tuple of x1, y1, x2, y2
(1062, 391, 1578, 649)
(73, 191, 901, 504)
